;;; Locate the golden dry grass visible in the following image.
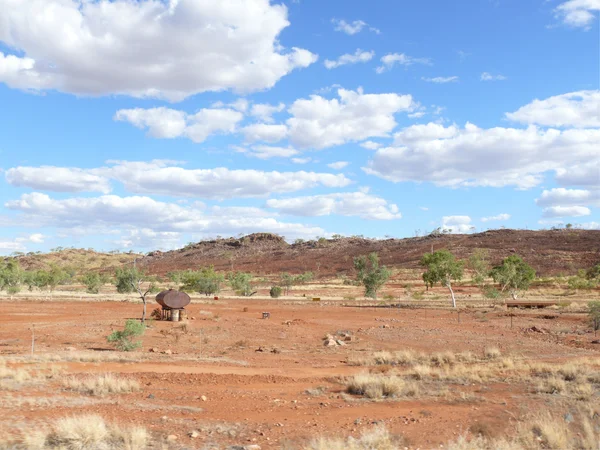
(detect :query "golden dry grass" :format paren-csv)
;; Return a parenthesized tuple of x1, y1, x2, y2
(24, 414, 148, 450)
(304, 426, 402, 450)
(345, 373, 419, 399)
(62, 373, 140, 396)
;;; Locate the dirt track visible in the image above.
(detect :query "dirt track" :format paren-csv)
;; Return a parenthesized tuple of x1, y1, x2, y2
(1, 297, 599, 448)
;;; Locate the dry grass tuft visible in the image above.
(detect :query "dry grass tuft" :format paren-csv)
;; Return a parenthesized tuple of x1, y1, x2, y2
(62, 374, 140, 396)
(483, 346, 501, 359)
(346, 373, 418, 399)
(24, 414, 147, 450)
(305, 426, 402, 450)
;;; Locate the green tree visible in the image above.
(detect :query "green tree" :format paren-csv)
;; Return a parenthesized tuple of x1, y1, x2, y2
(489, 255, 536, 302)
(0, 260, 23, 296)
(421, 250, 464, 308)
(46, 265, 69, 294)
(353, 252, 392, 299)
(270, 286, 282, 298)
(228, 272, 255, 296)
(80, 272, 108, 294)
(586, 263, 600, 280)
(468, 249, 490, 288)
(280, 273, 295, 295)
(107, 319, 145, 351)
(179, 267, 224, 296)
(589, 301, 600, 333)
(114, 267, 157, 322)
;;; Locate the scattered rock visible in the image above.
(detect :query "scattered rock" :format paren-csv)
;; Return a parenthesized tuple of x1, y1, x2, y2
(592, 340, 600, 344)
(324, 339, 337, 347)
(147, 394, 155, 399)
(245, 445, 262, 450)
(335, 340, 346, 346)
(201, 395, 207, 402)
(189, 430, 200, 438)
(65, 346, 76, 351)
(166, 434, 177, 441)
(564, 413, 574, 423)
(148, 348, 159, 353)
(163, 349, 172, 355)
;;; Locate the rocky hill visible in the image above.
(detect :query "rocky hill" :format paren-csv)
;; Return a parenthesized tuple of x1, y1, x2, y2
(139, 229, 600, 278)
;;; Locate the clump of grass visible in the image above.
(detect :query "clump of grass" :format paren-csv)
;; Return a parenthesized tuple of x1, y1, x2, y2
(345, 373, 418, 399)
(483, 346, 501, 359)
(107, 319, 145, 352)
(24, 414, 147, 450)
(0, 360, 33, 390)
(305, 426, 402, 450)
(62, 374, 140, 396)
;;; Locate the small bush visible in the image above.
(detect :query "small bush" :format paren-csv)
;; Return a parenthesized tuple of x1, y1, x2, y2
(589, 301, 600, 331)
(482, 286, 502, 299)
(345, 373, 418, 399)
(269, 286, 282, 298)
(484, 347, 501, 359)
(107, 319, 145, 352)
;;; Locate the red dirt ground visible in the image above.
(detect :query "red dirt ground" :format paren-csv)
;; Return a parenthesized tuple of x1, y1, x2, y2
(1, 298, 599, 448)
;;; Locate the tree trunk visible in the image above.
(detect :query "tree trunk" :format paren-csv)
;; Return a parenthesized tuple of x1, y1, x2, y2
(511, 291, 517, 301)
(447, 282, 457, 308)
(141, 296, 147, 323)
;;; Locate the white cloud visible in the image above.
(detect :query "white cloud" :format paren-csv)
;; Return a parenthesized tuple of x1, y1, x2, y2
(5, 193, 327, 240)
(0, 240, 25, 253)
(555, 162, 600, 187)
(287, 88, 415, 149)
(291, 157, 312, 164)
(360, 141, 383, 150)
(237, 145, 298, 159)
(422, 76, 459, 83)
(408, 111, 427, 119)
(481, 213, 511, 222)
(376, 53, 432, 74)
(114, 107, 243, 143)
(536, 188, 600, 207)
(506, 90, 600, 128)
(554, 0, 600, 28)
(267, 192, 401, 220)
(327, 161, 349, 170)
(364, 122, 600, 189)
(115, 229, 181, 251)
(0, 0, 317, 101)
(24, 233, 45, 244)
(332, 19, 368, 35)
(5, 166, 112, 194)
(324, 49, 375, 69)
(5, 161, 351, 198)
(241, 123, 289, 143)
(542, 205, 591, 218)
(441, 215, 474, 233)
(249, 103, 286, 123)
(419, 206, 429, 211)
(481, 72, 507, 81)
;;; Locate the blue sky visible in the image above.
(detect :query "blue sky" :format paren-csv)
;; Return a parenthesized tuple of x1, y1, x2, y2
(0, 0, 598, 254)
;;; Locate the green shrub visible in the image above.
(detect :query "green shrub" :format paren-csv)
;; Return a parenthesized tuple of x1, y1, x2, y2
(483, 286, 502, 299)
(107, 319, 145, 352)
(589, 301, 600, 331)
(270, 286, 282, 298)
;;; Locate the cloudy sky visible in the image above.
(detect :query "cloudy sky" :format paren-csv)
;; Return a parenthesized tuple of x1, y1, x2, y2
(0, 0, 598, 254)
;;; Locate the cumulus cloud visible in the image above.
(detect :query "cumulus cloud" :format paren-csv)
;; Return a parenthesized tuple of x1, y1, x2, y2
(5, 161, 351, 199)
(240, 123, 289, 143)
(441, 215, 474, 233)
(364, 122, 600, 189)
(249, 103, 286, 123)
(327, 161, 349, 170)
(422, 76, 459, 83)
(236, 145, 299, 159)
(542, 205, 591, 218)
(324, 49, 375, 69)
(114, 107, 243, 143)
(331, 19, 379, 35)
(376, 53, 432, 74)
(536, 188, 600, 207)
(0, 0, 317, 101)
(5, 166, 111, 194)
(5, 193, 327, 240)
(481, 72, 507, 81)
(555, 162, 600, 187)
(481, 213, 511, 222)
(266, 192, 401, 220)
(506, 90, 600, 128)
(360, 141, 383, 150)
(287, 88, 415, 149)
(554, 0, 600, 28)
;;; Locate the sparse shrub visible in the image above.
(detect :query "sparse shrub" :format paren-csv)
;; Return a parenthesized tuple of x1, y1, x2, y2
(354, 253, 391, 299)
(588, 301, 600, 332)
(482, 285, 501, 299)
(270, 286, 282, 298)
(346, 373, 418, 399)
(80, 272, 108, 294)
(484, 346, 501, 359)
(107, 319, 145, 352)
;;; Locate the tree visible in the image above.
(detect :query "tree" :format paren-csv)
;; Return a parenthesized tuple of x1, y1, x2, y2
(227, 272, 255, 297)
(489, 255, 536, 301)
(589, 301, 600, 334)
(270, 286, 282, 298)
(114, 267, 157, 322)
(80, 272, 108, 294)
(279, 271, 313, 296)
(586, 263, 600, 281)
(0, 260, 23, 296)
(46, 265, 69, 294)
(353, 252, 391, 299)
(107, 319, 145, 351)
(468, 249, 490, 288)
(178, 267, 224, 296)
(421, 250, 464, 308)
